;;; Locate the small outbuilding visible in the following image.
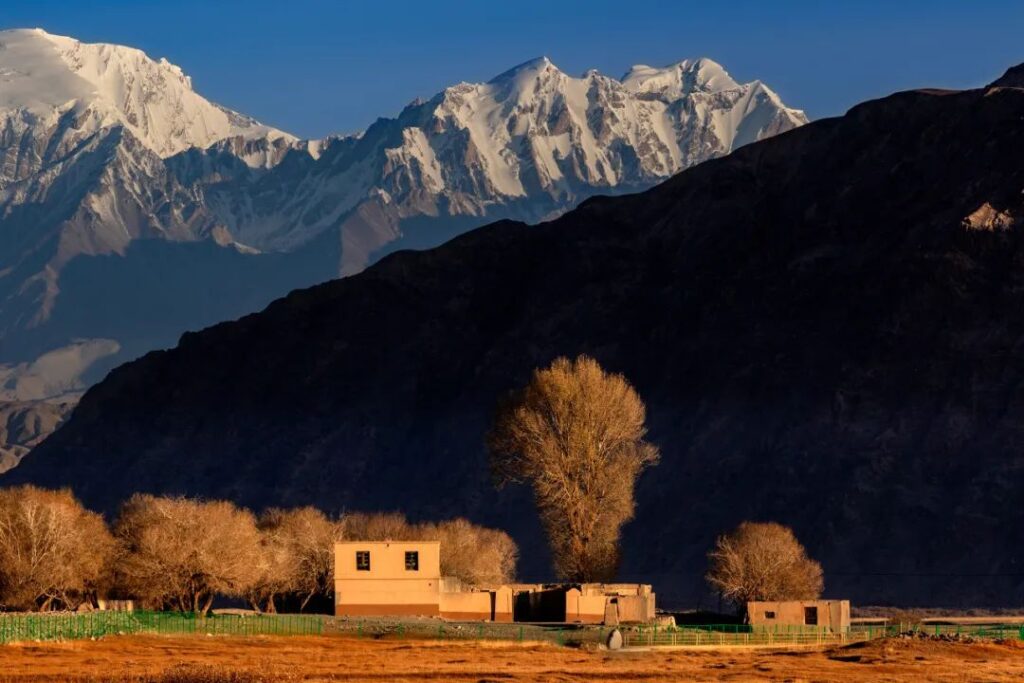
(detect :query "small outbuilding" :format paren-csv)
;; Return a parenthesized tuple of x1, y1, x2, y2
(747, 600, 850, 631)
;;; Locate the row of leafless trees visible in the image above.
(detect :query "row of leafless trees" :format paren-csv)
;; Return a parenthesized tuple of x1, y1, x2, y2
(0, 486, 517, 614)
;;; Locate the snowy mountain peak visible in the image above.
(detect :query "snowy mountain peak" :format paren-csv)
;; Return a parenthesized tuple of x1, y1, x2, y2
(488, 56, 559, 84)
(0, 28, 295, 160)
(622, 58, 741, 98)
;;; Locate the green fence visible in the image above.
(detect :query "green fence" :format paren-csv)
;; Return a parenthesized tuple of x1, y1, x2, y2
(0, 611, 322, 644)
(622, 623, 1024, 647)
(853, 622, 1024, 641)
(4, 612, 1023, 648)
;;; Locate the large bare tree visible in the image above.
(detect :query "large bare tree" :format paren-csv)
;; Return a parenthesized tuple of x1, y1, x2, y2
(489, 355, 659, 582)
(706, 521, 824, 614)
(0, 486, 114, 611)
(114, 495, 262, 615)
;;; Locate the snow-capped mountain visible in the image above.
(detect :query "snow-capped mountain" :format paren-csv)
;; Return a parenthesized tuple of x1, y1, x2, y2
(204, 56, 807, 271)
(0, 28, 293, 164)
(0, 29, 806, 466)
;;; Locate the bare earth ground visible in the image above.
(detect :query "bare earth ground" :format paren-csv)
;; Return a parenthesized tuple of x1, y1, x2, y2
(2, 635, 1024, 682)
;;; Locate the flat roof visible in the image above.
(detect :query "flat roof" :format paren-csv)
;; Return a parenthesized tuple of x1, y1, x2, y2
(335, 540, 440, 545)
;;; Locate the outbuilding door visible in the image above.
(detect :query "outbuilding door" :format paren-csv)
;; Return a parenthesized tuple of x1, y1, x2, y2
(804, 606, 818, 626)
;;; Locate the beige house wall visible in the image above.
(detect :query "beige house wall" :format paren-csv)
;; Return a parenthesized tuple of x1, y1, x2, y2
(439, 591, 493, 621)
(493, 586, 514, 623)
(565, 588, 607, 624)
(335, 541, 441, 617)
(748, 600, 851, 631)
(615, 595, 656, 623)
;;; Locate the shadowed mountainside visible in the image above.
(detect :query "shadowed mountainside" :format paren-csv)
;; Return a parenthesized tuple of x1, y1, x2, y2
(11, 65, 1024, 606)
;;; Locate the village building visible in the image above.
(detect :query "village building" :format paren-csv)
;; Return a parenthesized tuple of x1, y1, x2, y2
(747, 599, 850, 631)
(334, 541, 655, 624)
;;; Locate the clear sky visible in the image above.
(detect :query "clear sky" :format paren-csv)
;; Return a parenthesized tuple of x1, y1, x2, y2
(3, 0, 1023, 139)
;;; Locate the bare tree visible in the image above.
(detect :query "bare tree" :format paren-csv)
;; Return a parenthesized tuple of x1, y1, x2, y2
(489, 355, 658, 582)
(0, 485, 114, 611)
(114, 495, 262, 615)
(418, 518, 518, 585)
(252, 507, 340, 612)
(246, 517, 296, 614)
(706, 521, 824, 614)
(341, 511, 413, 542)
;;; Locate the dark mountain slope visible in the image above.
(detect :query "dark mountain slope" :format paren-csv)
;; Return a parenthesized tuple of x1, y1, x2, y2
(11, 75, 1024, 606)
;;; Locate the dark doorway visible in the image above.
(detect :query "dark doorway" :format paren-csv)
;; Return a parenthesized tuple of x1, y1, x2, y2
(804, 606, 818, 625)
(513, 589, 567, 622)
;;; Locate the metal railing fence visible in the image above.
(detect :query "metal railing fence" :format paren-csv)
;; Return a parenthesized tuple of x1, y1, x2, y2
(0, 610, 322, 644)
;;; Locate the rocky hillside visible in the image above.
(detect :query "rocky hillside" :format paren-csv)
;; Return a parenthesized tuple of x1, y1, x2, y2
(0, 400, 71, 473)
(0, 30, 803, 464)
(21, 71, 1024, 607)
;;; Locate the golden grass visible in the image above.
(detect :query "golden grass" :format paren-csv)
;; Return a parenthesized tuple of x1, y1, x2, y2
(1, 634, 1023, 682)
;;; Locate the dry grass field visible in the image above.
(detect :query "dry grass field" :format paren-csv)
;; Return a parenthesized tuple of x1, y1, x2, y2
(2, 634, 1024, 682)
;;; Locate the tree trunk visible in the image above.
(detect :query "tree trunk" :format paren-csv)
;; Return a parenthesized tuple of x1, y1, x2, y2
(200, 593, 214, 617)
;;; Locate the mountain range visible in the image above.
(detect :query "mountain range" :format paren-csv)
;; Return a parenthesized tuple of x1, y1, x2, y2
(11, 59, 1024, 606)
(0, 28, 806, 469)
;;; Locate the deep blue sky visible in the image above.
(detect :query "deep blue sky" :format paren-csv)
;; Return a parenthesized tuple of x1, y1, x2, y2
(4, 0, 1023, 139)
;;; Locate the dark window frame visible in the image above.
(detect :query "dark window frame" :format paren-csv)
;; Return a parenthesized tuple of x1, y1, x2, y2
(804, 606, 818, 625)
(764, 611, 776, 619)
(356, 550, 371, 571)
(405, 550, 419, 571)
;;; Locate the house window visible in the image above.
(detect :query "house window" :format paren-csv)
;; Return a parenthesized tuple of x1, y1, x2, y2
(804, 606, 818, 626)
(405, 551, 419, 571)
(764, 611, 776, 619)
(356, 551, 371, 571)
